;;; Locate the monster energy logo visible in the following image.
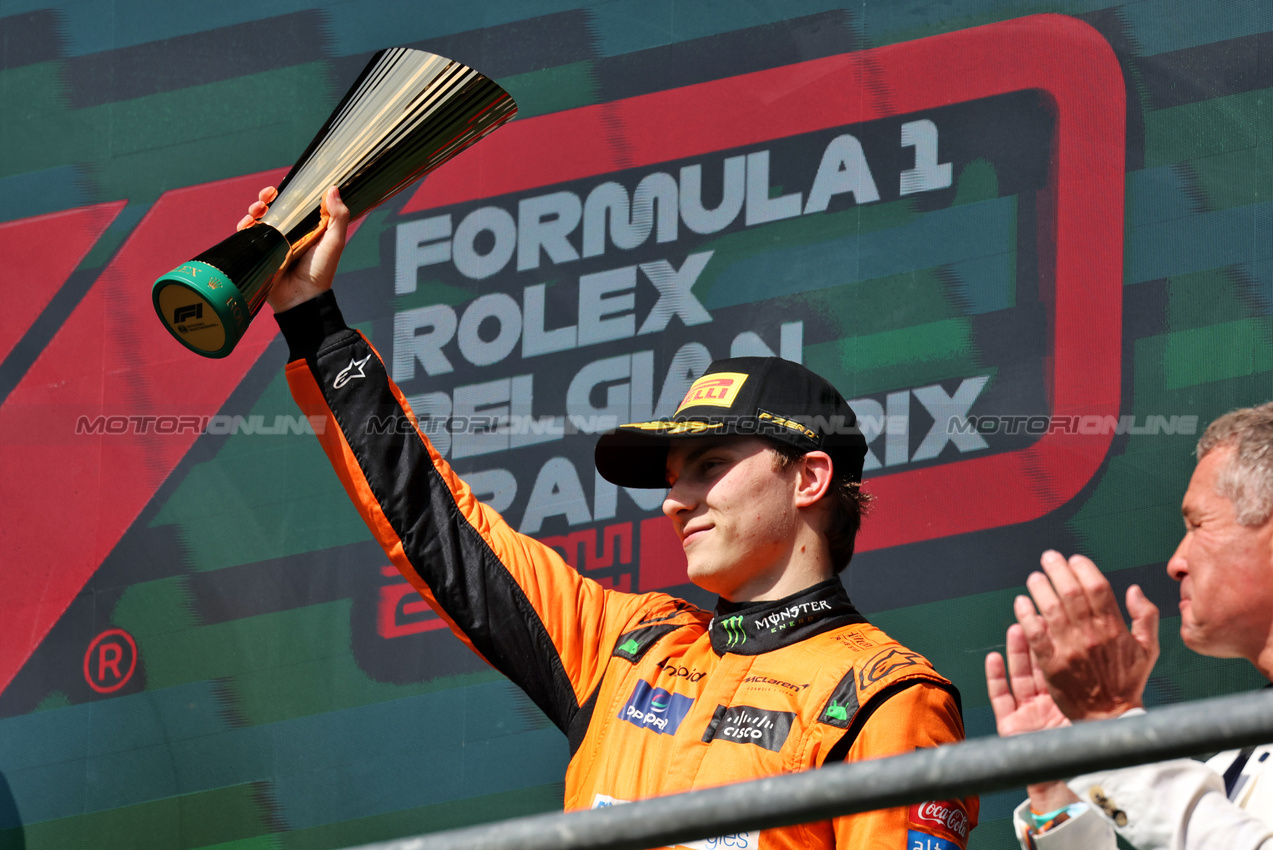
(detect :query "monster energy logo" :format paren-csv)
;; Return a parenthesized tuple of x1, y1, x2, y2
(721, 615, 747, 648)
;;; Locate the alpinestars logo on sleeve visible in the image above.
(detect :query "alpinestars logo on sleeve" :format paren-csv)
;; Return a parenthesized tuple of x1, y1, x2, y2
(858, 647, 924, 688)
(334, 354, 373, 389)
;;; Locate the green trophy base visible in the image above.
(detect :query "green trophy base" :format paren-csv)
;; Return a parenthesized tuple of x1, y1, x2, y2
(152, 223, 289, 358)
(153, 262, 250, 358)
(150, 48, 517, 358)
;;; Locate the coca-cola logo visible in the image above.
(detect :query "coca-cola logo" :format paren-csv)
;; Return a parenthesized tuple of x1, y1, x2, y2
(910, 801, 969, 840)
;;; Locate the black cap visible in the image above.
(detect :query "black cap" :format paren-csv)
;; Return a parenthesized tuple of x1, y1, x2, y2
(594, 356, 869, 488)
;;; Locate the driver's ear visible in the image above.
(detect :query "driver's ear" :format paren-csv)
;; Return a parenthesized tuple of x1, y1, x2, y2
(794, 451, 833, 508)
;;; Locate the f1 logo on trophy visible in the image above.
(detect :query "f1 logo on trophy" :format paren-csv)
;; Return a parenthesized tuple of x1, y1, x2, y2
(152, 48, 517, 357)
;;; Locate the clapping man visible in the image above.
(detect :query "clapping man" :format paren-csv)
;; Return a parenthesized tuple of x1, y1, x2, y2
(987, 403, 1273, 848)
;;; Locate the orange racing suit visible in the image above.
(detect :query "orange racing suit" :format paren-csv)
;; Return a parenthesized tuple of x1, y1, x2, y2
(278, 292, 977, 850)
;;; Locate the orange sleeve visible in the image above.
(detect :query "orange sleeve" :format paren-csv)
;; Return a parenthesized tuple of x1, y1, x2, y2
(834, 682, 978, 850)
(275, 293, 665, 734)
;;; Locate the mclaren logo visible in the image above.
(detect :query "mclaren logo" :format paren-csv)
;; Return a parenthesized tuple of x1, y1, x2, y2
(334, 354, 373, 389)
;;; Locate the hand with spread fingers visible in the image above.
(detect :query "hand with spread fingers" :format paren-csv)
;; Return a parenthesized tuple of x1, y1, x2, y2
(238, 185, 350, 313)
(986, 623, 1070, 737)
(986, 622, 1077, 812)
(1015, 550, 1160, 723)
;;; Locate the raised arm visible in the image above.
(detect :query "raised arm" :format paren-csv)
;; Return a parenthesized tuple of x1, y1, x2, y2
(251, 187, 674, 736)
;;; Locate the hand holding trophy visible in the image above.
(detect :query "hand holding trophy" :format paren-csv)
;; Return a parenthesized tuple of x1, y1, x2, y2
(152, 48, 517, 357)
(238, 184, 349, 315)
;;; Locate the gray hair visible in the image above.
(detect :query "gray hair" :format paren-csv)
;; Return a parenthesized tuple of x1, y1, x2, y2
(1197, 402, 1273, 526)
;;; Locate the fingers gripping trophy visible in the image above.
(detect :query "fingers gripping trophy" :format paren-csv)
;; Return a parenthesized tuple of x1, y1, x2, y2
(151, 48, 517, 357)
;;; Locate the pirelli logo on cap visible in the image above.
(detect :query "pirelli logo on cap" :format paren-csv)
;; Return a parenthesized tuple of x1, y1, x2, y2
(675, 372, 748, 414)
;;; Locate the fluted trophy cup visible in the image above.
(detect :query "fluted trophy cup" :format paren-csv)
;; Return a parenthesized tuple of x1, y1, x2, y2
(152, 48, 517, 357)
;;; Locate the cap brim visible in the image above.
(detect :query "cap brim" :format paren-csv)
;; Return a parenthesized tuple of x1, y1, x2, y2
(594, 420, 733, 488)
(594, 430, 671, 489)
(595, 418, 869, 488)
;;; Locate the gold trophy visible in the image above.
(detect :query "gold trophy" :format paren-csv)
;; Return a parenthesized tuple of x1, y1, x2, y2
(152, 48, 517, 357)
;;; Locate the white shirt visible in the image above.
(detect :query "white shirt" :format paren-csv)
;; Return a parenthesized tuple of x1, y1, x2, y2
(1014, 727, 1273, 850)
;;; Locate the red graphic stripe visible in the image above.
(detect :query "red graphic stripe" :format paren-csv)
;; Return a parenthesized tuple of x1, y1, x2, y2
(0, 14, 1127, 695)
(0, 169, 287, 697)
(0, 202, 126, 363)
(859, 17, 1125, 552)
(404, 14, 1126, 553)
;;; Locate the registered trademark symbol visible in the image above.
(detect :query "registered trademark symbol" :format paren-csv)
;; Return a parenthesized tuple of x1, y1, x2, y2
(83, 628, 137, 694)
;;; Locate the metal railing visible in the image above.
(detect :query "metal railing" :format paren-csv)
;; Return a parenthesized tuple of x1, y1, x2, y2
(345, 688, 1273, 850)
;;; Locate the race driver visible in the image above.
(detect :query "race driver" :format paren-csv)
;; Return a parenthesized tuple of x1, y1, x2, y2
(245, 185, 977, 849)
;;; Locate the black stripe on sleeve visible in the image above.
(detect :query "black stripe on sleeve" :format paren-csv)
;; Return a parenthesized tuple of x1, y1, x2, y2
(567, 686, 601, 757)
(274, 289, 354, 362)
(307, 327, 583, 733)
